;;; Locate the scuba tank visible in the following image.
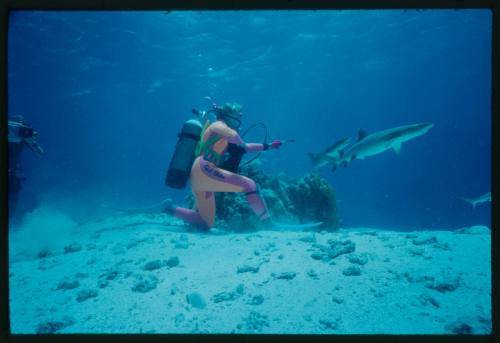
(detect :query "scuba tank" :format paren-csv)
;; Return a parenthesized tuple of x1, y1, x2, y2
(165, 118, 203, 189)
(165, 100, 275, 187)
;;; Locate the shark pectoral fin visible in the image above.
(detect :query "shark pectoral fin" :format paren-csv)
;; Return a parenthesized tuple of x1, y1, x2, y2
(393, 143, 402, 155)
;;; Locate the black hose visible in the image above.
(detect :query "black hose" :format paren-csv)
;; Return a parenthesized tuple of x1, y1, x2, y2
(240, 122, 268, 167)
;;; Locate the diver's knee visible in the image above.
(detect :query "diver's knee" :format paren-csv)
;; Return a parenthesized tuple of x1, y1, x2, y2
(243, 179, 257, 193)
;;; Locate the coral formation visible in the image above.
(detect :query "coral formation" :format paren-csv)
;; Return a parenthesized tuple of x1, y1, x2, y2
(186, 160, 340, 230)
(186, 292, 207, 309)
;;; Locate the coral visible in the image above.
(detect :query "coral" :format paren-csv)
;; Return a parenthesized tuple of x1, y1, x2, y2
(143, 260, 164, 271)
(56, 280, 80, 291)
(239, 311, 269, 332)
(348, 253, 368, 265)
(237, 264, 260, 274)
(185, 160, 340, 230)
(445, 322, 474, 334)
(165, 256, 180, 268)
(327, 239, 356, 258)
(272, 272, 297, 280)
(332, 296, 344, 304)
(186, 292, 207, 309)
(286, 173, 338, 228)
(64, 243, 82, 254)
(247, 294, 264, 305)
(76, 289, 98, 302)
(212, 291, 240, 303)
(425, 276, 461, 293)
(132, 275, 158, 293)
(412, 235, 438, 245)
(419, 294, 440, 308)
(319, 318, 341, 330)
(342, 266, 362, 276)
(36, 316, 75, 334)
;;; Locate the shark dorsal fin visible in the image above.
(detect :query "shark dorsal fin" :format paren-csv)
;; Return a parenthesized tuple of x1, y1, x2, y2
(357, 129, 368, 141)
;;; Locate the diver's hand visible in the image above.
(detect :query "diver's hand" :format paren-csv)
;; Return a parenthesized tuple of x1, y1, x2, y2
(270, 140, 282, 149)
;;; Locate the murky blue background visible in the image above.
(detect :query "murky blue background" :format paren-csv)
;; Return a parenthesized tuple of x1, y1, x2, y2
(8, 10, 492, 230)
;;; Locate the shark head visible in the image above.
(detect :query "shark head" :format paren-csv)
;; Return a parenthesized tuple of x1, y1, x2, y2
(382, 123, 434, 144)
(403, 123, 434, 137)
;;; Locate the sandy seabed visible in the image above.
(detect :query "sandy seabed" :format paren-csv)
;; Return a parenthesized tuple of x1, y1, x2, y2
(9, 213, 491, 335)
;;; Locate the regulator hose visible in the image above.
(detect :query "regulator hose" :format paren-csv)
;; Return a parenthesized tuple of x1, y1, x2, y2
(240, 122, 268, 167)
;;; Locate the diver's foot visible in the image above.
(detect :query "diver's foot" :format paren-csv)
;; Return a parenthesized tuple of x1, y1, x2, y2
(161, 198, 175, 214)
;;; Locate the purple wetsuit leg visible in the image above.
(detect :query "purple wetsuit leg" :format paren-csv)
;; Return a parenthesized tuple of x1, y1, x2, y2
(198, 159, 270, 219)
(172, 207, 210, 230)
(245, 192, 270, 219)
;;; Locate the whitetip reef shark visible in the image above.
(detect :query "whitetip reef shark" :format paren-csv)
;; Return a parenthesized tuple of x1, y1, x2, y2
(308, 137, 352, 171)
(461, 192, 491, 208)
(331, 122, 434, 171)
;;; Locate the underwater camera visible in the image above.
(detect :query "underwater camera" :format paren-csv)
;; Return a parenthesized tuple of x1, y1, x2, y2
(8, 120, 35, 142)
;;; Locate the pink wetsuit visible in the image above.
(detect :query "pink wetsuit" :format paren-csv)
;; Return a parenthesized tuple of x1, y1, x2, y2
(172, 120, 270, 229)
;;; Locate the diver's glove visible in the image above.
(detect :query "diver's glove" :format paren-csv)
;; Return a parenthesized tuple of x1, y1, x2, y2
(263, 140, 282, 150)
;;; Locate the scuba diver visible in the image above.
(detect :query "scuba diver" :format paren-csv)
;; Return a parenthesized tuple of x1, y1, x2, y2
(7, 115, 44, 219)
(164, 102, 282, 230)
(109, 99, 322, 230)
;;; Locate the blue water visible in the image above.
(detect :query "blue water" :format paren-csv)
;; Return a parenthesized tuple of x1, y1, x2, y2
(8, 10, 492, 230)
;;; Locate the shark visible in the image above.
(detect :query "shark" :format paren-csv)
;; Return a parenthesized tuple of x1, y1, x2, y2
(461, 192, 491, 208)
(331, 123, 434, 171)
(308, 137, 351, 171)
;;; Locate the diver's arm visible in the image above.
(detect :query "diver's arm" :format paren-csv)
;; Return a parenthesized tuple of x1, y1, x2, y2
(245, 143, 265, 152)
(211, 121, 244, 144)
(246, 140, 282, 152)
(211, 122, 282, 152)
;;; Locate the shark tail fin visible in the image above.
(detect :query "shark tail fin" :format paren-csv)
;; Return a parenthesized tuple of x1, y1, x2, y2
(461, 197, 476, 208)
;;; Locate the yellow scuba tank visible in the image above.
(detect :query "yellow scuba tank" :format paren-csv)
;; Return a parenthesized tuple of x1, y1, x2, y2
(165, 118, 204, 189)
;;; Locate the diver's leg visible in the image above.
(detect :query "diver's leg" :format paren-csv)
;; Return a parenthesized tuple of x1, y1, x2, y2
(192, 159, 270, 219)
(172, 206, 210, 230)
(193, 191, 216, 228)
(245, 189, 270, 220)
(168, 192, 213, 230)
